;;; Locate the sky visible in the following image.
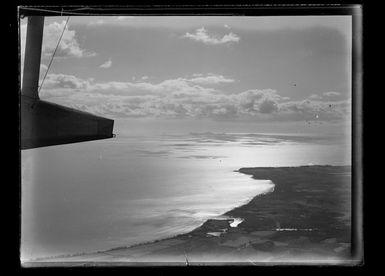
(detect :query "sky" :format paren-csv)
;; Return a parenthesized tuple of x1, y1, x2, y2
(20, 15, 352, 135)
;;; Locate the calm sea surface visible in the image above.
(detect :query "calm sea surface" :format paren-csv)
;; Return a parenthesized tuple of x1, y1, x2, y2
(21, 132, 351, 260)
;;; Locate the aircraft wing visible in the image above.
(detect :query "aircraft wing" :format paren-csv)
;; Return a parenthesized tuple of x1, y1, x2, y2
(20, 16, 114, 149)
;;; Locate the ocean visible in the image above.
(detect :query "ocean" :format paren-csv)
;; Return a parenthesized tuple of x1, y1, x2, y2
(21, 131, 351, 261)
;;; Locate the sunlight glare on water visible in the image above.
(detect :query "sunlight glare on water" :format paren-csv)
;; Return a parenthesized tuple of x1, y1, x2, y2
(21, 132, 350, 260)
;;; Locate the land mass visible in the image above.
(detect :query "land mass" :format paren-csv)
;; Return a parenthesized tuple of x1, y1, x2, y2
(24, 165, 356, 266)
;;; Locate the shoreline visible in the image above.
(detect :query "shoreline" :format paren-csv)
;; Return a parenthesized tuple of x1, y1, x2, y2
(24, 165, 354, 265)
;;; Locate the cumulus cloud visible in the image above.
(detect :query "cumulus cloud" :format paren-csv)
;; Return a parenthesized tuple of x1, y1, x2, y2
(230, 89, 282, 116)
(44, 21, 96, 58)
(99, 59, 112, 68)
(188, 74, 235, 85)
(39, 73, 224, 98)
(259, 99, 279, 114)
(323, 91, 341, 97)
(277, 99, 350, 122)
(306, 92, 344, 101)
(182, 27, 240, 45)
(40, 63, 48, 72)
(39, 73, 349, 122)
(19, 21, 96, 60)
(40, 74, 91, 96)
(308, 94, 323, 100)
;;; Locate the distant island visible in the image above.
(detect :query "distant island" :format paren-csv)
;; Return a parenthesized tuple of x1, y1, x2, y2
(24, 165, 356, 266)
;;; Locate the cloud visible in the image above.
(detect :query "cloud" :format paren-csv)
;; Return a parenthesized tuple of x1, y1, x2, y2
(259, 99, 279, 114)
(188, 74, 235, 85)
(99, 59, 112, 68)
(43, 21, 96, 58)
(40, 64, 48, 72)
(40, 73, 91, 94)
(305, 92, 342, 102)
(308, 94, 323, 100)
(323, 91, 341, 97)
(182, 27, 240, 45)
(20, 21, 96, 61)
(233, 89, 282, 115)
(277, 99, 351, 122)
(39, 73, 349, 122)
(39, 73, 223, 98)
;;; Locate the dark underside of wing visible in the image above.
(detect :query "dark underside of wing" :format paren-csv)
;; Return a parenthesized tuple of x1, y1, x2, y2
(21, 96, 114, 150)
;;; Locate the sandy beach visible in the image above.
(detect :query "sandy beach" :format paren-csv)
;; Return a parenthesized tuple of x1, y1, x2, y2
(24, 165, 354, 266)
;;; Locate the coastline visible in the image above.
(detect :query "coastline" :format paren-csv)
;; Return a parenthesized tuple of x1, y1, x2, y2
(24, 165, 355, 266)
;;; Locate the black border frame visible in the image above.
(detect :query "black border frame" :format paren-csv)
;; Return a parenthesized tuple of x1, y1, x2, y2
(15, 3, 364, 269)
